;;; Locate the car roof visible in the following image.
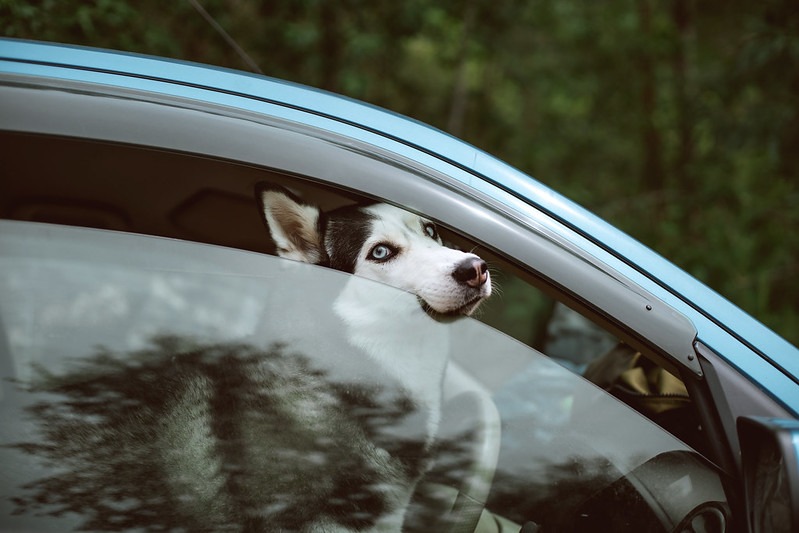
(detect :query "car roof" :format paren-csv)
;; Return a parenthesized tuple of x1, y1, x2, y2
(1, 38, 797, 404)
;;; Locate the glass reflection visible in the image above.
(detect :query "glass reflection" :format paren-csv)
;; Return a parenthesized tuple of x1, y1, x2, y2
(0, 221, 726, 531)
(6, 335, 438, 530)
(0, 222, 485, 531)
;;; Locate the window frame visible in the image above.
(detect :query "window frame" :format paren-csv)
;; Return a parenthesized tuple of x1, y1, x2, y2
(0, 76, 701, 379)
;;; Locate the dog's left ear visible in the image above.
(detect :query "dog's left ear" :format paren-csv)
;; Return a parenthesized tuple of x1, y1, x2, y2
(256, 184, 327, 264)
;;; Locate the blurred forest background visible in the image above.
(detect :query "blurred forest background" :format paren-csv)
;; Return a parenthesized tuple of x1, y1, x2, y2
(2, 0, 798, 346)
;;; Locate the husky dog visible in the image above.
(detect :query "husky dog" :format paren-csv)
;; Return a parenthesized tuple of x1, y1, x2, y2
(7, 187, 493, 533)
(256, 183, 492, 530)
(257, 185, 491, 318)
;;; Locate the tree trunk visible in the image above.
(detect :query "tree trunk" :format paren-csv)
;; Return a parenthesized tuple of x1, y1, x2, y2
(638, 0, 664, 192)
(319, 2, 341, 93)
(672, 0, 694, 193)
(447, 1, 478, 136)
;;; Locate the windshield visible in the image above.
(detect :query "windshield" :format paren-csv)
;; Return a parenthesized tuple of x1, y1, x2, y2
(0, 221, 724, 531)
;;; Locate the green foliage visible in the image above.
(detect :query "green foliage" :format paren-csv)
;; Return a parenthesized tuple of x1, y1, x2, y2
(1, 0, 797, 345)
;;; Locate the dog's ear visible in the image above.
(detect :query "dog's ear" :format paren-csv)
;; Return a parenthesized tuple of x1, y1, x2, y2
(256, 184, 327, 264)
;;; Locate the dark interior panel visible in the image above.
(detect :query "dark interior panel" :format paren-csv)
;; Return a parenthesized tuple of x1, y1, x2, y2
(1, 132, 276, 254)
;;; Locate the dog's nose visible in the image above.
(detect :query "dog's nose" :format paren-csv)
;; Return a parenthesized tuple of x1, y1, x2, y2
(453, 258, 489, 288)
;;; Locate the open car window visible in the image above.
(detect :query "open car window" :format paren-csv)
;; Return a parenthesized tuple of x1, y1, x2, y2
(0, 221, 726, 531)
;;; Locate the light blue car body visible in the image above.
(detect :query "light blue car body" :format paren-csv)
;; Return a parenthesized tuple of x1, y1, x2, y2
(1, 38, 797, 414)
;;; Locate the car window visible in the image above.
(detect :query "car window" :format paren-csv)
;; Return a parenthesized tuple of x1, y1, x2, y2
(0, 220, 727, 531)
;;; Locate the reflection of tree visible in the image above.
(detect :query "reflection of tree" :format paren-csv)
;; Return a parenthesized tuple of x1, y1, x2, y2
(487, 457, 621, 530)
(490, 452, 727, 532)
(6, 335, 434, 531)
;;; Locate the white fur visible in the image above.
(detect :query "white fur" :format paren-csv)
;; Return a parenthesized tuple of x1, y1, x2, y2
(333, 277, 450, 436)
(353, 204, 491, 315)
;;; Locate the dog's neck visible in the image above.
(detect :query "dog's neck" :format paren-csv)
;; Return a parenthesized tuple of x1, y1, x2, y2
(333, 277, 450, 434)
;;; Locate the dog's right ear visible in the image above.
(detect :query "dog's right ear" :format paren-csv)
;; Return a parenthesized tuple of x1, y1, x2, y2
(256, 183, 327, 264)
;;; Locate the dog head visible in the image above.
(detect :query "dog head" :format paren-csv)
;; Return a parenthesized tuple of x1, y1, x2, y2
(257, 185, 491, 316)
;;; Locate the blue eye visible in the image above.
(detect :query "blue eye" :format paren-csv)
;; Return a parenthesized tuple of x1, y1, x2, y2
(368, 244, 396, 262)
(423, 222, 438, 240)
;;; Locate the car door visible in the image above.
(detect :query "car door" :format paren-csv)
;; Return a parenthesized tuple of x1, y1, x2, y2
(1, 43, 796, 531)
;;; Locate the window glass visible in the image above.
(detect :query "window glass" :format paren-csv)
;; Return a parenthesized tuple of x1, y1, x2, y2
(0, 221, 726, 531)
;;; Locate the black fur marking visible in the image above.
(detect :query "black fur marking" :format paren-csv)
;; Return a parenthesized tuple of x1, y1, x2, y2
(324, 206, 376, 274)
